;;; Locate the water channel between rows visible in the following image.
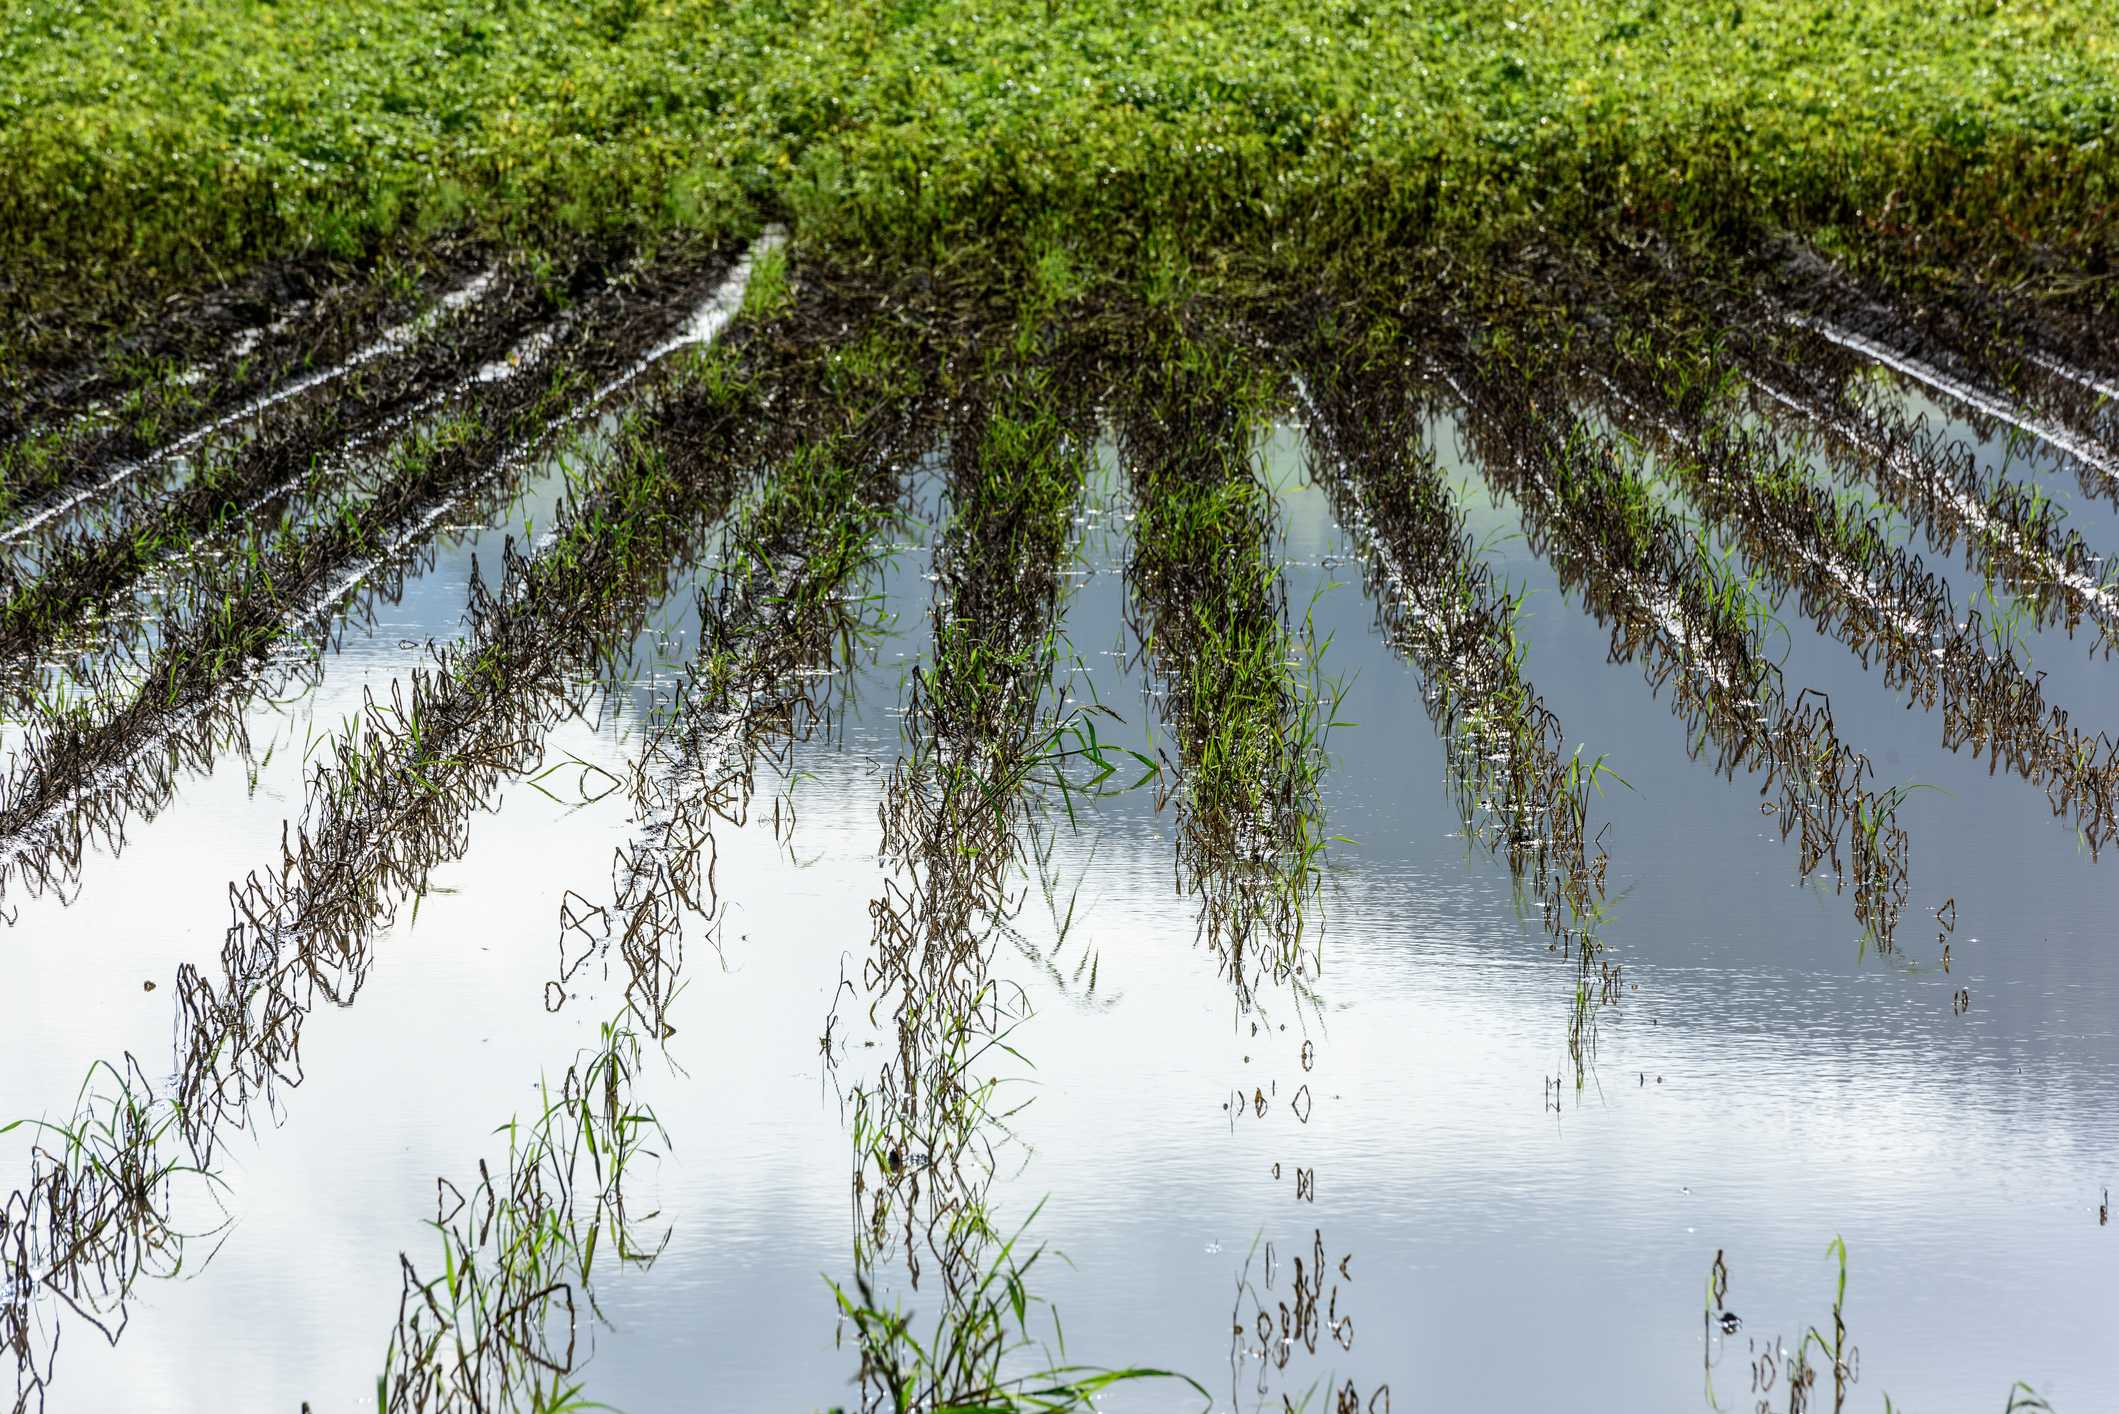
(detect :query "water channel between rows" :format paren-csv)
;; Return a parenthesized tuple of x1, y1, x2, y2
(2, 412, 2112, 1412)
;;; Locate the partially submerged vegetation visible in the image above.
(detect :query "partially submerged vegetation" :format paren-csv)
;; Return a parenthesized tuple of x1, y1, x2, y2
(1581, 307, 2119, 858)
(0, 241, 746, 908)
(1118, 319, 1338, 1002)
(1295, 314, 1620, 1069)
(1442, 337, 1911, 946)
(4, 247, 940, 1405)
(383, 1019, 670, 1414)
(838, 345, 1196, 1411)
(3, 0, 2114, 1407)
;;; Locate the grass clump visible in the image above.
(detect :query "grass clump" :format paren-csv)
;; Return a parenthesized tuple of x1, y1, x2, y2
(381, 1021, 669, 1414)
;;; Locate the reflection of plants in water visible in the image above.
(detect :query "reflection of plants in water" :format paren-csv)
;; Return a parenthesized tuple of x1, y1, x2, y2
(1587, 307, 2119, 862)
(1771, 351, 2119, 651)
(388, 302, 940, 1410)
(832, 1194, 1201, 1414)
(550, 351, 931, 1039)
(1118, 321, 1339, 1006)
(838, 366, 1200, 1411)
(1448, 359, 1912, 950)
(0, 246, 748, 911)
(0, 262, 900, 1407)
(1226, 1230, 1386, 1414)
(1294, 330, 1619, 1079)
(0, 1057, 231, 1411)
(1704, 1239, 1859, 1414)
(381, 1020, 669, 1413)
(1703, 1239, 2056, 1414)
(1000, 816, 1119, 1009)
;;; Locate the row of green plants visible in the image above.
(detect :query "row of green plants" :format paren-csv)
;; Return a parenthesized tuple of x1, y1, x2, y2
(1749, 338, 2119, 649)
(0, 249, 467, 514)
(0, 257, 569, 681)
(0, 247, 916, 1408)
(1117, 317, 1340, 1003)
(839, 346, 1194, 1412)
(1292, 306, 1622, 1076)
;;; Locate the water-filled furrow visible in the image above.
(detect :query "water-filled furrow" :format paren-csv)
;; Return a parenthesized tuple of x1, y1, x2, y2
(0, 241, 510, 444)
(0, 250, 406, 458)
(0, 260, 587, 678)
(1759, 249, 2119, 472)
(0, 264, 548, 566)
(1443, 356, 1910, 946)
(0, 246, 756, 907)
(0, 263, 503, 546)
(1586, 367, 2119, 857)
(1789, 315, 2119, 505)
(834, 353, 1196, 1410)
(1738, 353, 2119, 649)
(1, 265, 939, 1405)
(546, 349, 940, 1047)
(383, 350, 933, 1413)
(1293, 333, 1614, 1035)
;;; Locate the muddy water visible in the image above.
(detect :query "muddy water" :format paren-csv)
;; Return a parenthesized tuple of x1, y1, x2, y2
(4, 417, 2115, 1412)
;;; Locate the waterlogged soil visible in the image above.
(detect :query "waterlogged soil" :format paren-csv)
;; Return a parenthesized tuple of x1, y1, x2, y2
(4, 409, 2117, 1414)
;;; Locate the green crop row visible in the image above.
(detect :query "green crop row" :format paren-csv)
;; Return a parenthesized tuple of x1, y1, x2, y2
(3, 0, 2113, 325)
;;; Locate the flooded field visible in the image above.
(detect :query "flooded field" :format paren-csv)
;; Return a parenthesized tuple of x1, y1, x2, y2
(3, 236, 2116, 1414)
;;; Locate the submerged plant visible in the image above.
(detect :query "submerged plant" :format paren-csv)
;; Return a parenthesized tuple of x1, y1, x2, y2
(380, 1021, 669, 1413)
(1118, 319, 1340, 1005)
(837, 356, 1197, 1412)
(1705, 1238, 2060, 1414)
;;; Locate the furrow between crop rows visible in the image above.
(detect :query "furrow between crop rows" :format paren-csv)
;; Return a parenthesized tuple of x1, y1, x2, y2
(0, 259, 590, 684)
(3, 258, 938, 1408)
(1587, 356, 2119, 857)
(0, 245, 751, 907)
(1445, 356, 1911, 946)
(1294, 319, 1619, 1073)
(1725, 325, 2119, 646)
(0, 262, 502, 546)
(839, 346, 1195, 1410)
(384, 310, 934, 1412)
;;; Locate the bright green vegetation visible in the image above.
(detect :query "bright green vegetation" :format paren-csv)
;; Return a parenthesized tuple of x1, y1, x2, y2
(3, 0, 2114, 321)
(1120, 324, 1339, 994)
